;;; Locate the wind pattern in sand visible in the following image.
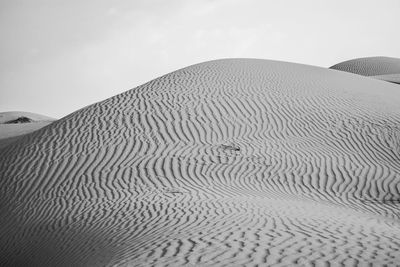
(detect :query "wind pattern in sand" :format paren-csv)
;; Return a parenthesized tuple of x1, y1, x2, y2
(1, 59, 400, 266)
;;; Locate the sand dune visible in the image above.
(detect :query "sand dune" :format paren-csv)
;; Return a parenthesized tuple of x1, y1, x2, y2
(330, 57, 400, 84)
(1, 59, 400, 266)
(0, 111, 54, 124)
(0, 112, 55, 149)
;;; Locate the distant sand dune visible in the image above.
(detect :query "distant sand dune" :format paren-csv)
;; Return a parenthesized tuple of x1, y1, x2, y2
(0, 111, 55, 149)
(1, 59, 400, 266)
(331, 57, 400, 84)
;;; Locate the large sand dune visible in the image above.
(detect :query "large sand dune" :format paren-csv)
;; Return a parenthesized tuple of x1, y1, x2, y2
(1, 59, 400, 266)
(330, 57, 400, 84)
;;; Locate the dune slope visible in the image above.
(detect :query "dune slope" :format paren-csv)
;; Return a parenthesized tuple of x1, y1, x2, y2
(1, 59, 400, 266)
(330, 57, 400, 84)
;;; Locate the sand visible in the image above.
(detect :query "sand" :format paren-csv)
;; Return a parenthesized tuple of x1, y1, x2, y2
(1, 59, 400, 266)
(0, 111, 54, 124)
(330, 57, 400, 84)
(0, 112, 55, 149)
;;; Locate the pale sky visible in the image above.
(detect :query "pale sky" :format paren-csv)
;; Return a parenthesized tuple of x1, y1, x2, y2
(1, 0, 399, 118)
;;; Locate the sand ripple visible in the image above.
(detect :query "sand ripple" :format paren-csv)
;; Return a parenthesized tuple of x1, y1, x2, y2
(1, 59, 400, 266)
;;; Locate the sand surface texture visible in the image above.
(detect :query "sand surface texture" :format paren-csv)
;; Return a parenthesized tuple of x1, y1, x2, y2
(330, 57, 400, 85)
(1, 59, 400, 266)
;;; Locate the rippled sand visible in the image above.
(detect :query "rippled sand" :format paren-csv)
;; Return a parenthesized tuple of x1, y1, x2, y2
(1, 59, 400, 266)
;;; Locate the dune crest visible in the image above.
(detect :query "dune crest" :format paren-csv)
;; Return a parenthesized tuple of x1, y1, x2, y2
(1, 59, 400, 266)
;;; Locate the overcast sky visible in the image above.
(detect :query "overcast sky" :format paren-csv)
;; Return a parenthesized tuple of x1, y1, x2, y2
(1, 0, 399, 118)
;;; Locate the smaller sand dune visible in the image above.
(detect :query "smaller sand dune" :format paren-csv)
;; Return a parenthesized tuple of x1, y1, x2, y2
(330, 56, 400, 84)
(0, 111, 55, 148)
(0, 111, 54, 123)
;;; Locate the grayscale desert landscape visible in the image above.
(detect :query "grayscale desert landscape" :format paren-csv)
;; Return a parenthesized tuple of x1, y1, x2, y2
(1, 1, 400, 266)
(1, 57, 400, 266)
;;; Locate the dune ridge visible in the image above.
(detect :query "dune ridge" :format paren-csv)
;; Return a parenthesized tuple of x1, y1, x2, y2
(1, 59, 400, 266)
